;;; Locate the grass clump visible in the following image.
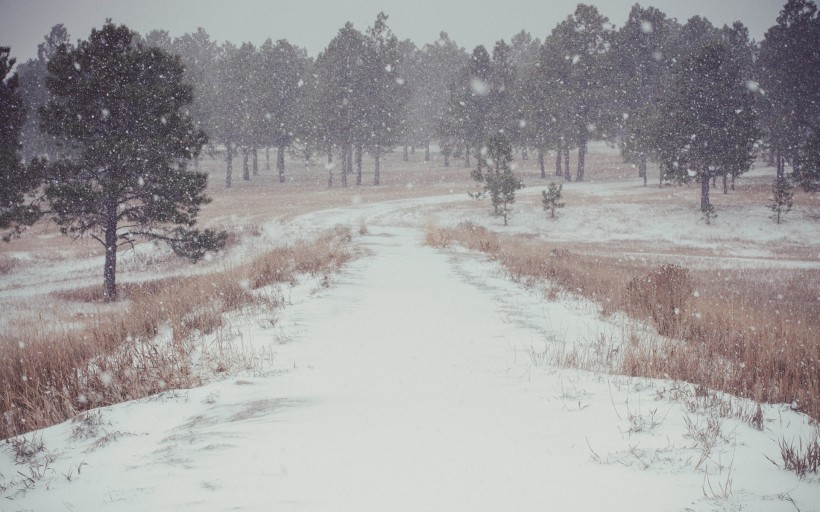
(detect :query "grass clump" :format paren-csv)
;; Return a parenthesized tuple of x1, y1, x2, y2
(0, 226, 353, 439)
(428, 222, 820, 421)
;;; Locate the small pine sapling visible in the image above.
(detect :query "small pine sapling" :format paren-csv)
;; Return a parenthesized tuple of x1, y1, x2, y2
(769, 175, 794, 224)
(542, 182, 565, 218)
(477, 133, 523, 225)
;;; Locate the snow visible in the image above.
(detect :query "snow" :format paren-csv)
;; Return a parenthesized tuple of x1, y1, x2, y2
(2, 219, 818, 510)
(1, 162, 818, 510)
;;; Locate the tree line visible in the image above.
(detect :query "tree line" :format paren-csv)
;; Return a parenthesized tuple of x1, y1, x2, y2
(11, 2, 820, 196)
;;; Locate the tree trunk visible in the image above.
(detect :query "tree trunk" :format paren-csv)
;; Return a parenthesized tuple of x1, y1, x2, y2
(723, 173, 728, 194)
(277, 145, 286, 183)
(356, 144, 363, 186)
(327, 144, 333, 164)
(225, 142, 233, 189)
(242, 148, 250, 181)
(576, 134, 586, 182)
(538, 148, 545, 179)
(425, 142, 430, 162)
(374, 145, 381, 186)
(731, 171, 736, 191)
(776, 147, 784, 179)
(341, 144, 348, 187)
(346, 143, 353, 179)
(639, 155, 647, 187)
(103, 195, 119, 301)
(266, 147, 270, 172)
(252, 146, 258, 176)
(700, 171, 711, 215)
(563, 145, 571, 181)
(465, 147, 471, 168)
(522, 146, 529, 161)
(556, 147, 562, 176)
(444, 152, 450, 167)
(403, 145, 409, 162)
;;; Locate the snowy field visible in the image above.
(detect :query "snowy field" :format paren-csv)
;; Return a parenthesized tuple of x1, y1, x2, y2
(1, 148, 819, 511)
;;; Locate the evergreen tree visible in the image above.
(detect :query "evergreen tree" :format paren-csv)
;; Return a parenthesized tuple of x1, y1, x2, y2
(474, 133, 523, 225)
(508, 30, 541, 162)
(258, 38, 309, 183)
(758, 0, 820, 191)
(39, 22, 226, 299)
(0, 46, 41, 239)
(541, 182, 564, 219)
(444, 45, 494, 170)
(363, 12, 407, 185)
(549, 4, 617, 181)
(611, 5, 678, 186)
(655, 41, 758, 223)
(524, 30, 574, 180)
(314, 22, 369, 187)
(171, 28, 220, 168)
(769, 175, 794, 224)
(15, 24, 71, 161)
(420, 33, 468, 165)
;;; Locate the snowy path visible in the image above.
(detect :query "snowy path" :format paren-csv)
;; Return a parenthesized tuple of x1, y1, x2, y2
(3, 227, 819, 511)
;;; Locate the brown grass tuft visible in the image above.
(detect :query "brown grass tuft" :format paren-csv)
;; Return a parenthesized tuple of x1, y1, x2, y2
(431, 222, 820, 421)
(0, 227, 354, 439)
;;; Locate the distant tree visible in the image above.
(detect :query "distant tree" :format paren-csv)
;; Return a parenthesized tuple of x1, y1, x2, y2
(15, 24, 71, 161)
(143, 29, 172, 49)
(258, 38, 309, 183)
(444, 45, 494, 170)
(363, 12, 407, 185)
(611, 5, 679, 186)
(489, 40, 517, 140)
(39, 22, 226, 299)
(314, 22, 369, 187)
(769, 175, 794, 224)
(655, 41, 758, 223)
(524, 30, 574, 180)
(549, 4, 618, 182)
(758, 0, 820, 191)
(508, 30, 541, 161)
(541, 182, 564, 219)
(474, 133, 523, 225)
(171, 28, 220, 169)
(0, 46, 41, 239)
(416, 33, 468, 163)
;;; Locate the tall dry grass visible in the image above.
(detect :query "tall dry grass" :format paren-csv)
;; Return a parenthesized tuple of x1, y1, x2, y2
(427, 222, 820, 421)
(0, 226, 353, 439)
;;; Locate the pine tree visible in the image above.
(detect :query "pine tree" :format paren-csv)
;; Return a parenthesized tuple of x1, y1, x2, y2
(541, 182, 564, 219)
(548, 4, 617, 182)
(654, 40, 758, 223)
(38, 22, 226, 299)
(258, 38, 309, 183)
(15, 25, 71, 161)
(0, 46, 41, 239)
(611, 5, 678, 186)
(769, 176, 794, 224)
(475, 133, 523, 225)
(758, 0, 820, 192)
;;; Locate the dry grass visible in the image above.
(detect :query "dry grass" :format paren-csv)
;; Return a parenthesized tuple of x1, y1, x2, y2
(427, 222, 820, 421)
(0, 227, 353, 439)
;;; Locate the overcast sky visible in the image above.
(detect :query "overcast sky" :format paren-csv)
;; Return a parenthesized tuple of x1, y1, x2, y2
(2, 0, 785, 63)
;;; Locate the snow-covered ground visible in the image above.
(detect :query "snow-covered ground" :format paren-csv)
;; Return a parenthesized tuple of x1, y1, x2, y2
(1, 160, 818, 510)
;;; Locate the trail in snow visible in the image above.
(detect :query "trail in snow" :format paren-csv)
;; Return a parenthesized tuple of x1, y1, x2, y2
(2, 227, 818, 511)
